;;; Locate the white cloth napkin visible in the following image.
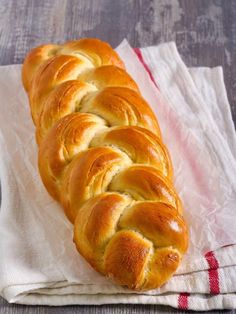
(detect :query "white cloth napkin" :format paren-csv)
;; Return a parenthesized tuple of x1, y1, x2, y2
(0, 40, 236, 311)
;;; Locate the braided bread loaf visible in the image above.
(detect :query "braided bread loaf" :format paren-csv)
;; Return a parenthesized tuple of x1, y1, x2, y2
(22, 38, 188, 291)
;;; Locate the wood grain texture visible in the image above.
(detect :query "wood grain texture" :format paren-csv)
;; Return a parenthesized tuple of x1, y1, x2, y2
(0, 0, 235, 313)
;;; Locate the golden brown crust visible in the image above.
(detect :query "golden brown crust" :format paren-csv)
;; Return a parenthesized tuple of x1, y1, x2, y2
(73, 193, 187, 291)
(91, 126, 172, 177)
(38, 112, 106, 201)
(80, 86, 160, 134)
(22, 44, 59, 92)
(109, 165, 182, 212)
(104, 230, 152, 290)
(119, 202, 188, 253)
(141, 247, 181, 290)
(61, 38, 125, 68)
(61, 146, 131, 222)
(74, 193, 131, 273)
(36, 80, 96, 143)
(22, 38, 188, 291)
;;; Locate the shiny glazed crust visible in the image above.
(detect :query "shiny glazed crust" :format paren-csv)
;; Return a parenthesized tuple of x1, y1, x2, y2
(22, 38, 188, 291)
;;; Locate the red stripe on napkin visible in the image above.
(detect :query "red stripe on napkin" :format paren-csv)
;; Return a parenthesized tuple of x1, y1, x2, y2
(178, 292, 189, 310)
(134, 47, 212, 199)
(135, 46, 220, 299)
(133, 48, 159, 88)
(205, 251, 220, 294)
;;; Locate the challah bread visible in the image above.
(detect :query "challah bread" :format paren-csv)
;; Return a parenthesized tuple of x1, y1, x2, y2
(22, 38, 188, 291)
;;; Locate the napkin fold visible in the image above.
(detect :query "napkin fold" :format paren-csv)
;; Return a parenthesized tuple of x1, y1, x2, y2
(0, 40, 236, 311)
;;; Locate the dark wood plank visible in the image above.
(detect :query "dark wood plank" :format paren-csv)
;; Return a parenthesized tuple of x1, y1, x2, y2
(0, 0, 235, 313)
(0, 300, 233, 314)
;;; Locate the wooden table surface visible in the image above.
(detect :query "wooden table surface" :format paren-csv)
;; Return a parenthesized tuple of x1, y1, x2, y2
(0, 0, 235, 313)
